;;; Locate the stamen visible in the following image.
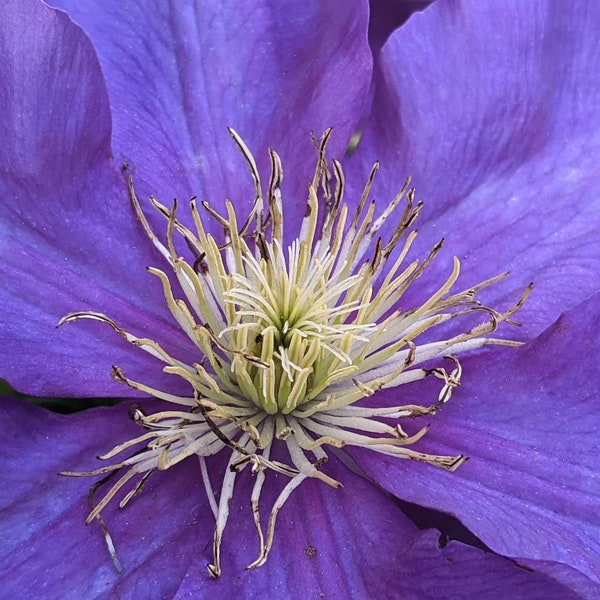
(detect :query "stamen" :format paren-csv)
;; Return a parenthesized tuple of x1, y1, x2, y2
(60, 129, 531, 576)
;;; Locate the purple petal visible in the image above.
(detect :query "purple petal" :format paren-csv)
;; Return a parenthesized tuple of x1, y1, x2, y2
(353, 0, 600, 336)
(1, 397, 200, 597)
(2, 397, 589, 599)
(377, 531, 596, 600)
(528, 561, 600, 600)
(49, 0, 373, 229)
(354, 291, 600, 584)
(0, 0, 191, 396)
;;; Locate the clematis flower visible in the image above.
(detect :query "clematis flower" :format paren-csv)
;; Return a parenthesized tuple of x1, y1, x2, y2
(1, 1, 600, 599)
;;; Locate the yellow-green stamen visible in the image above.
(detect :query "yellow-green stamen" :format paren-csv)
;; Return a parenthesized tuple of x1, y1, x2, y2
(60, 129, 531, 577)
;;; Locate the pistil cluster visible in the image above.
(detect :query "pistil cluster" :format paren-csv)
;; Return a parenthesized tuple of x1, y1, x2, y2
(61, 129, 530, 576)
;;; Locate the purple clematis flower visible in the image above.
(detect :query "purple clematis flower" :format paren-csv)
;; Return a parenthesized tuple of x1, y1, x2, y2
(1, 0, 600, 598)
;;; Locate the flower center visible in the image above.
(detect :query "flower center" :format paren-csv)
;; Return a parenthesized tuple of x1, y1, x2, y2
(221, 240, 375, 415)
(60, 129, 531, 577)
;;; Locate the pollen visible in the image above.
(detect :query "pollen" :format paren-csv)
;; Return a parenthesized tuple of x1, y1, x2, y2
(60, 129, 531, 576)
